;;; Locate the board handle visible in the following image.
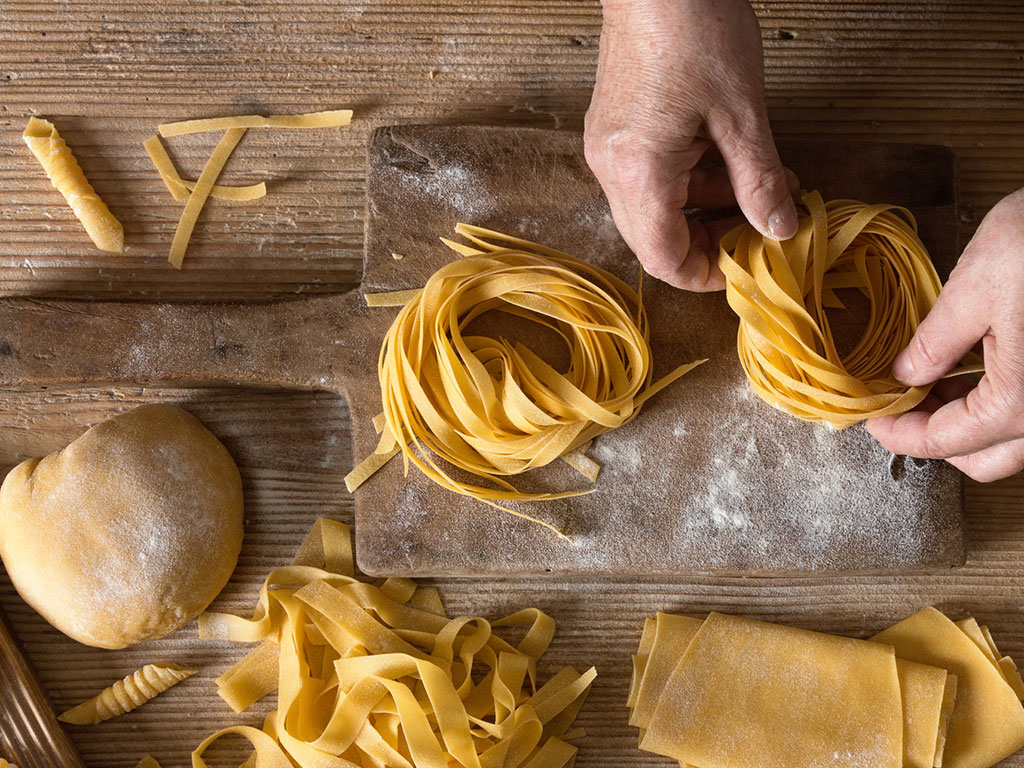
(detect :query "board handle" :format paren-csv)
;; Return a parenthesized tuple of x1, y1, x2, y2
(0, 607, 86, 768)
(0, 292, 376, 395)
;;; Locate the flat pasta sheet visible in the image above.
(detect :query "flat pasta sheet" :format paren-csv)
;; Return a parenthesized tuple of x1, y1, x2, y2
(627, 608, 1024, 768)
(636, 613, 904, 768)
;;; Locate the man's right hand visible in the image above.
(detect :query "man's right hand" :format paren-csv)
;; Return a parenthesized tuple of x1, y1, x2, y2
(585, 0, 798, 291)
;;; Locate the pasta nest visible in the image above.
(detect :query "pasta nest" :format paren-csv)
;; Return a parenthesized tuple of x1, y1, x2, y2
(718, 190, 943, 428)
(363, 226, 702, 535)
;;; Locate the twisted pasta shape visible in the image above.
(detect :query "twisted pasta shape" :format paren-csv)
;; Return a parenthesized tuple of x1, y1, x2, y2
(22, 117, 123, 253)
(347, 225, 704, 535)
(719, 190, 955, 428)
(58, 663, 195, 725)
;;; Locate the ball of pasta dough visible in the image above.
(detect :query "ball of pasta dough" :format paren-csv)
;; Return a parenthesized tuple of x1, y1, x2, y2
(0, 404, 243, 649)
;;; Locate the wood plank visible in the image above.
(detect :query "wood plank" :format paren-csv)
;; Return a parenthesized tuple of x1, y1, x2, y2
(356, 125, 964, 576)
(1, 1, 1023, 299)
(2, 1, 1024, 766)
(0, 387, 1021, 767)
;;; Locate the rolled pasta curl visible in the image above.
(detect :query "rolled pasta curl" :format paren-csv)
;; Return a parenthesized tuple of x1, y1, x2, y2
(349, 225, 705, 536)
(719, 190, 975, 429)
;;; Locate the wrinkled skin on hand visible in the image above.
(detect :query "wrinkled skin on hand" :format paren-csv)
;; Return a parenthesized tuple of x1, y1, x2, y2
(867, 189, 1024, 482)
(585, 0, 798, 291)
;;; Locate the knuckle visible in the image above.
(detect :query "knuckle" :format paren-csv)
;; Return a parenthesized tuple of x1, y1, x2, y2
(910, 332, 942, 372)
(742, 164, 788, 208)
(638, 255, 673, 282)
(922, 431, 952, 460)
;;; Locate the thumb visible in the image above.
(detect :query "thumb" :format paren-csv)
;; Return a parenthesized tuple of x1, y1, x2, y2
(892, 279, 988, 386)
(707, 104, 797, 241)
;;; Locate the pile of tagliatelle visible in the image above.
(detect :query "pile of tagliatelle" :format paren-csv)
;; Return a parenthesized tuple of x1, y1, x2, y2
(164, 518, 596, 768)
(346, 225, 706, 537)
(718, 189, 982, 428)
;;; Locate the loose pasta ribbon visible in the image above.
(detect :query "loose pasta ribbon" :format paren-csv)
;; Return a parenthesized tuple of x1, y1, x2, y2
(718, 190, 974, 428)
(193, 518, 595, 768)
(347, 225, 705, 537)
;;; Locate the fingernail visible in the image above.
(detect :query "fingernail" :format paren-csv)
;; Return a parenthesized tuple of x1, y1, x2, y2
(892, 351, 914, 382)
(767, 201, 798, 241)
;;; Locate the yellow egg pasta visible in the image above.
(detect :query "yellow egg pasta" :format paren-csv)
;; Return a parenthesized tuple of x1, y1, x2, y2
(194, 518, 596, 768)
(347, 224, 705, 536)
(718, 190, 977, 428)
(57, 663, 196, 725)
(144, 135, 267, 202)
(22, 117, 123, 253)
(145, 108, 352, 269)
(0, 758, 19, 768)
(133, 756, 161, 768)
(158, 108, 352, 137)
(165, 127, 247, 269)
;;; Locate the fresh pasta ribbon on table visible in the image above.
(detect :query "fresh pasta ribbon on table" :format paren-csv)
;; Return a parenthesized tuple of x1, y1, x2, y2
(718, 190, 981, 429)
(143, 109, 352, 269)
(144, 135, 267, 202)
(347, 224, 706, 537)
(22, 117, 124, 253)
(193, 518, 596, 768)
(0, 759, 19, 768)
(57, 663, 195, 725)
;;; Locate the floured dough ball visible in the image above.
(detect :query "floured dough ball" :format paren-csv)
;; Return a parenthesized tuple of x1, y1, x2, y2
(0, 404, 243, 649)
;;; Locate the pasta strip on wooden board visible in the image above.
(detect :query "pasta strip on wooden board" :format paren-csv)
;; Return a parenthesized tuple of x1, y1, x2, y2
(58, 663, 195, 724)
(192, 518, 594, 768)
(158, 108, 353, 137)
(719, 190, 981, 428)
(144, 135, 266, 202)
(348, 225, 705, 537)
(167, 127, 246, 269)
(22, 117, 123, 253)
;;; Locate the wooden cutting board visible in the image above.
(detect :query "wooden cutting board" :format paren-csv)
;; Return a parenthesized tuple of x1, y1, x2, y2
(0, 125, 964, 577)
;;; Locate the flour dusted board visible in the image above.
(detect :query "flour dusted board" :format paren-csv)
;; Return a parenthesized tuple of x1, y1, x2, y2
(357, 125, 964, 576)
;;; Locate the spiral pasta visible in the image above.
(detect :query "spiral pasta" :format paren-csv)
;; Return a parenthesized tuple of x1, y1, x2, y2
(346, 225, 705, 536)
(57, 663, 195, 724)
(22, 117, 123, 253)
(719, 190, 960, 428)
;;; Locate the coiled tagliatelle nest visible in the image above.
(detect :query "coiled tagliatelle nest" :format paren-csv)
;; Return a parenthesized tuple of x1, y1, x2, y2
(718, 190, 949, 429)
(346, 225, 704, 536)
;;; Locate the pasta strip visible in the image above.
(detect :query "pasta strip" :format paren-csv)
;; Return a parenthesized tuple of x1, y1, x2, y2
(143, 135, 266, 202)
(193, 518, 595, 768)
(158, 109, 353, 137)
(22, 117, 123, 253)
(349, 225, 705, 536)
(719, 190, 979, 428)
(167, 127, 246, 269)
(58, 663, 195, 724)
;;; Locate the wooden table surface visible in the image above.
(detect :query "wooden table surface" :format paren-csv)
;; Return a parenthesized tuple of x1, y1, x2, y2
(2, 2, 1024, 766)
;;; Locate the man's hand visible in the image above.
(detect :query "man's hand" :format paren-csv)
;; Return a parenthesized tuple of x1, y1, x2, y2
(584, 0, 798, 291)
(867, 189, 1024, 482)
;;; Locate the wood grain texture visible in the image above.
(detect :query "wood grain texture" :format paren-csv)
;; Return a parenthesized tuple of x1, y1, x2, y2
(0, 1, 1023, 767)
(0, 388, 1022, 768)
(0, 608, 85, 768)
(356, 125, 966, 576)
